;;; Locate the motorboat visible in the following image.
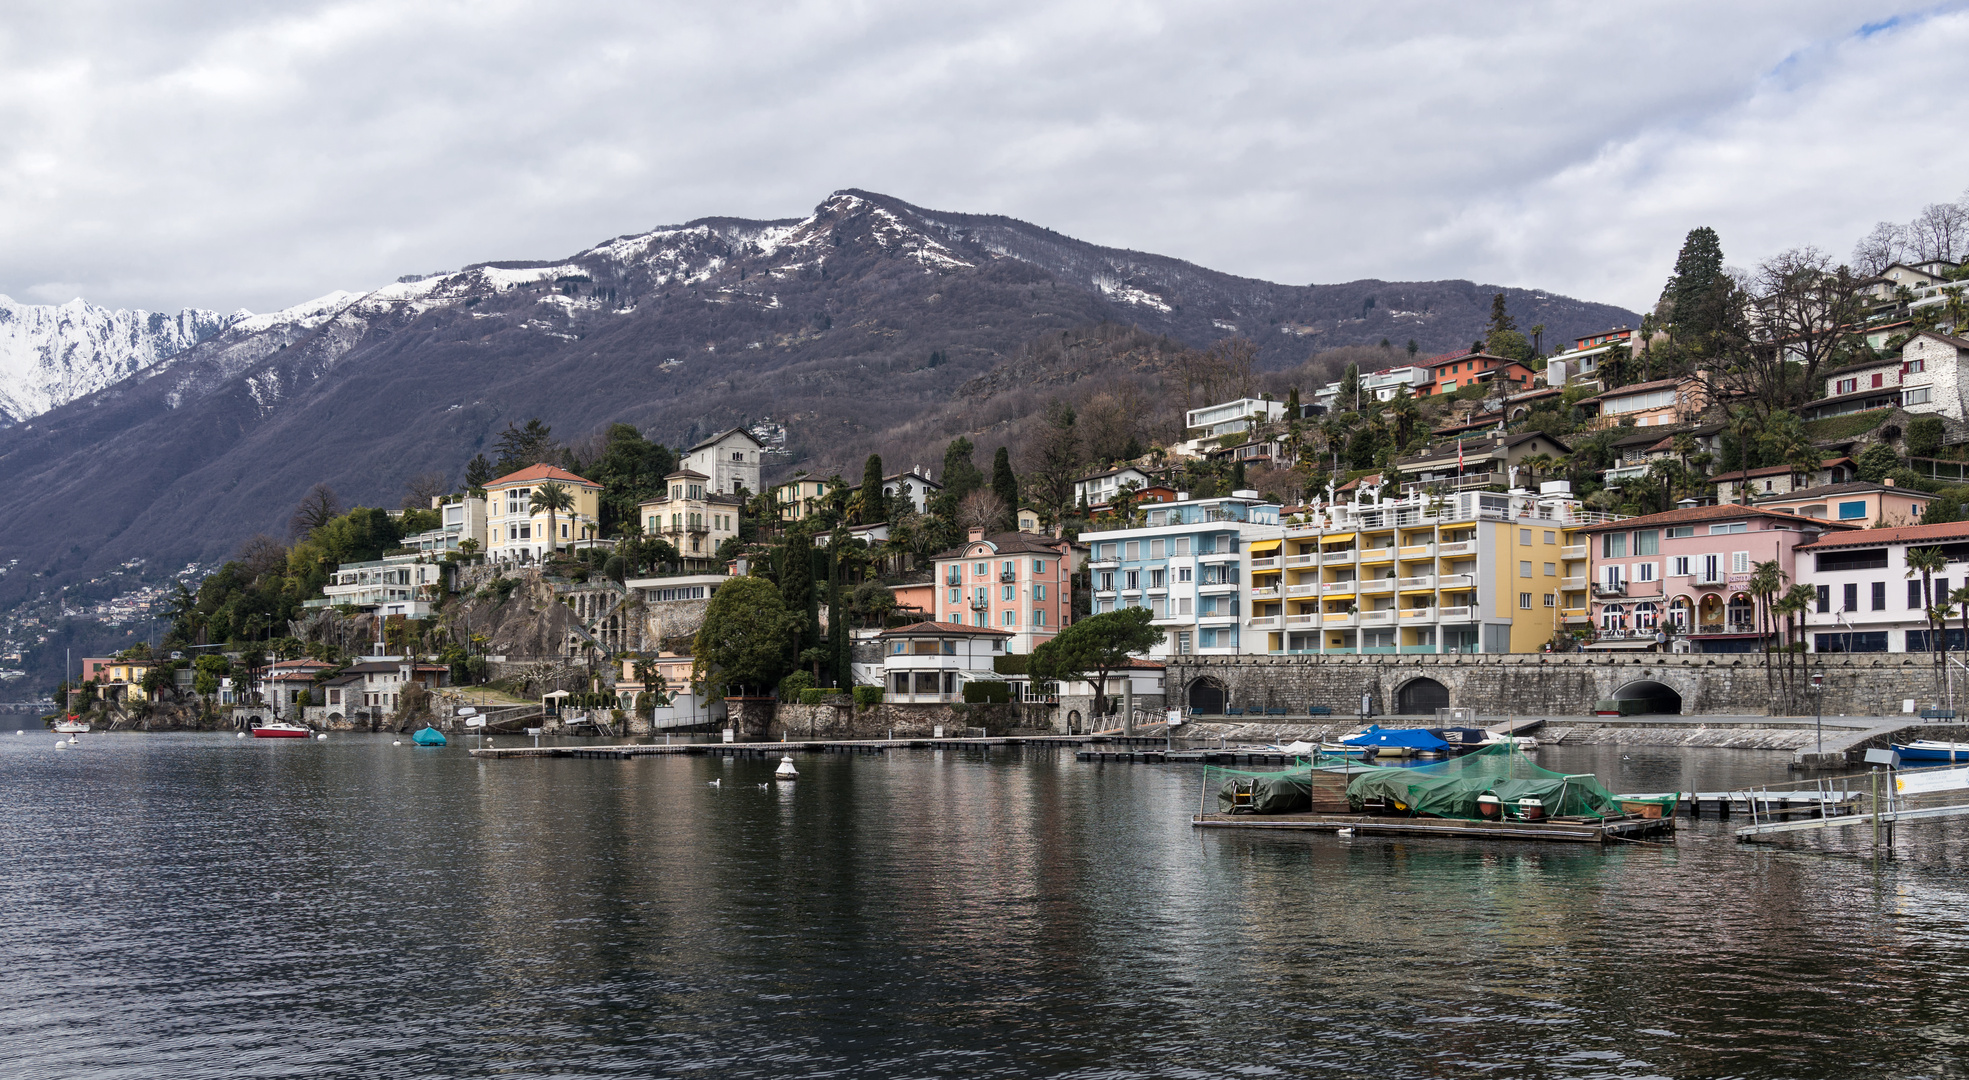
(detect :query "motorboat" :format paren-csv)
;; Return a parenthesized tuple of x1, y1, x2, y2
(53, 717, 91, 734)
(250, 721, 314, 738)
(1892, 740, 1969, 763)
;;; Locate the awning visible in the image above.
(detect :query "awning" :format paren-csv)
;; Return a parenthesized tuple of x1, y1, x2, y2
(1247, 539, 1282, 554)
(1319, 533, 1356, 545)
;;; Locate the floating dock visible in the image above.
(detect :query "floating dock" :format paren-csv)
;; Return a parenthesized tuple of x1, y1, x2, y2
(468, 734, 1166, 760)
(1192, 810, 1676, 844)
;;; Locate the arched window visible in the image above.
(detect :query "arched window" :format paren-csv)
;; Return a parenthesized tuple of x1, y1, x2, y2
(1600, 604, 1626, 632)
(1633, 602, 1659, 630)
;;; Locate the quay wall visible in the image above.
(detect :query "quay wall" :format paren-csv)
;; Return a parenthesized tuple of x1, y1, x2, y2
(1167, 654, 1958, 719)
(772, 702, 1032, 740)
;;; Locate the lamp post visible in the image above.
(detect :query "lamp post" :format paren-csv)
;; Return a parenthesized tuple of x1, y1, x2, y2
(1811, 664, 1825, 757)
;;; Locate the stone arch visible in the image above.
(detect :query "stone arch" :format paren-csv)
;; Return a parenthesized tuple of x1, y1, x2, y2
(1394, 677, 1450, 715)
(1611, 679, 1682, 715)
(1186, 677, 1228, 715)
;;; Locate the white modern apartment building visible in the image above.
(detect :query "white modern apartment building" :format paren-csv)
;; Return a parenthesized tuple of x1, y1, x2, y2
(1796, 521, 1969, 653)
(1186, 397, 1286, 438)
(1079, 492, 1281, 659)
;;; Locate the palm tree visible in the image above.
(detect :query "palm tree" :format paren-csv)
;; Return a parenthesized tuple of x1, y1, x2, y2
(1726, 406, 1761, 504)
(1775, 583, 1817, 708)
(1950, 584, 1969, 678)
(529, 481, 575, 558)
(1748, 560, 1784, 697)
(1907, 546, 1949, 699)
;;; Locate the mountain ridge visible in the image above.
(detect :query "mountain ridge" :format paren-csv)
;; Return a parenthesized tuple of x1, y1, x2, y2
(0, 189, 1640, 607)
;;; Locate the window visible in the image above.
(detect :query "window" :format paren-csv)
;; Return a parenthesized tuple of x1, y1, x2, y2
(1906, 387, 1932, 406)
(1520, 561, 1532, 578)
(1125, 541, 1140, 560)
(1908, 357, 1926, 374)
(1911, 580, 1925, 608)
(1710, 523, 1747, 535)
(1002, 584, 1014, 601)
(1638, 562, 1656, 582)
(1033, 559, 1048, 574)
(1873, 581, 1887, 611)
(1174, 538, 1191, 556)
(1177, 567, 1193, 583)
(1543, 594, 1556, 607)
(1149, 569, 1165, 589)
(1124, 570, 1139, 591)
(975, 562, 987, 576)
(1817, 585, 1830, 613)
(1003, 610, 1016, 626)
(1838, 501, 1867, 520)
(1035, 609, 1047, 627)
(1835, 378, 1857, 394)
(1520, 529, 1532, 545)
(1178, 597, 1193, 615)
(1035, 584, 1047, 601)
(1544, 531, 1556, 545)
(1844, 583, 1858, 612)
(1872, 373, 1885, 388)
(1700, 554, 1721, 582)
(1176, 631, 1192, 654)
(1543, 562, 1556, 576)
(1666, 526, 1695, 538)
(1635, 530, 1659, 556)
(948, 588, 960, 603)
(974, 612, 987, 627)
(1671, 556, 1689, 576)
(1602, 533, 1627, 558)
(1519, 592, 1532, 609)
(1818, 548, 1887, 572)
(1149, 539, 1165, 559)
(1731, 552, 1749, 573)
(1002, 560, 1015, 577)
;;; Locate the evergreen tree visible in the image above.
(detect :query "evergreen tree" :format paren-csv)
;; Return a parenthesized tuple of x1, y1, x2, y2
(493, 418, 555, 474)
(826, 539, 849, 687)
(1231, 460, 1247, 490)
(778, 530, 816, 654)
(1661, 226, 1725, 326)
(464, 454, 494, 489)
(941, 437, 984, 501)
(858, 454, 885, 526)
(1486, 292, 1518, 336)
(990, 446, 1019, 527)
(1485, 293, 1531, 360)
(1337, 364, 1361, 411)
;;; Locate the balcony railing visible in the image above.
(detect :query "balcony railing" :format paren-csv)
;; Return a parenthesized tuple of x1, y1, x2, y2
(1358, 579, 1394, 594)
(1359, 610, 1396, 626)
(1250, 556, 1280, 571)
(1284, 553, 1318, 568)
(1560, 544, 1588, 560)
(1285, 583, 1319, 598)
(1249, 586, 1280, 600)
(1593, 583, 1627, 598)
(1321, 550, 1357, 564)
(1400, 607, 1437, 622)
(1438, 606, 1472, 621)
(1436, 573, 1474, 589)
(1246, 616, 1282, 630)
(969, 597, 989, 610)
(1359, 548, 1395, 562)
(1437, 541, 1476, 556)
(1397, 575, 1435, 590)
(1000, 571, 1017, 582)
(1320, 580, 1358, 594)
(1560, 576, 1587, 591)
(1322, 613, 1358, 627)
(1398, 544, 1436, 559)
(1285, 613, 1321, 628)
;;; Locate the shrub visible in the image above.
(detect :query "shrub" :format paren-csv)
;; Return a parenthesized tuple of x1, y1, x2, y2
(853, 685, 883, 708)
(1909, 416, 1947, 458)
(778, 670, 815, 699)
(799, 688, 823, 705)
(962, 681, 1011, 704)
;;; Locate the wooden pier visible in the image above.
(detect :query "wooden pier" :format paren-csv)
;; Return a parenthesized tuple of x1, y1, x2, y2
(469, 733, 1166, 760)
(1193, 810, 1675, 844)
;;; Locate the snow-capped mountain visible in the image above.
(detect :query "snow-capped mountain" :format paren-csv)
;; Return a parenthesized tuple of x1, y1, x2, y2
(0, 297, 241, 423)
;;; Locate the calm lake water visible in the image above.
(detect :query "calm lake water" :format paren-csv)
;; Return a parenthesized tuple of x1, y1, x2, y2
(4, 733, 1969, 1079)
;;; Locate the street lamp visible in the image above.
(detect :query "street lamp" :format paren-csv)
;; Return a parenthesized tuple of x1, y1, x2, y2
(1810, 663, 1826, 757)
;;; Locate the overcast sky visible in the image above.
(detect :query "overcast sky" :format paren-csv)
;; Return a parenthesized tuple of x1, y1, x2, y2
(4, 1, 1966, 317)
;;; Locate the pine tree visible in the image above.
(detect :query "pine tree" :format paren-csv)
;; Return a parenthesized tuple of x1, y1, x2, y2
(990, 447, 1019, 528)
(1231, 460, 1247, 490)
(1661, 226, 1725, 324)
(942, 437, 983, 500)
(464, 454, 493, 489)
(858, 454, 885, 526)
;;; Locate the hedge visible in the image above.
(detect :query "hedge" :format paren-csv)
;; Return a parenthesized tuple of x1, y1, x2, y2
(962, 682, 1011, 704)
(799, 688, 824, 705)
(853, 686, 883, 708)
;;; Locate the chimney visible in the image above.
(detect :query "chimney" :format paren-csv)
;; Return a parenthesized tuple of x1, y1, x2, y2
(1884, 477, 1897, 487)
(969, 526, 986, 542)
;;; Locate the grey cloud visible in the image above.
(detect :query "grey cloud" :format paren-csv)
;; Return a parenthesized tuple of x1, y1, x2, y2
(0, 0, 1959, 317)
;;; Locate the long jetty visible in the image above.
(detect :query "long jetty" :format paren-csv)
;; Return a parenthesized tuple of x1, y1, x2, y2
(469, 733, 1170, 760)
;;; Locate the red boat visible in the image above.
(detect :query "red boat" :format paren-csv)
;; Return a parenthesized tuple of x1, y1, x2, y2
(251, 721, 313, 738)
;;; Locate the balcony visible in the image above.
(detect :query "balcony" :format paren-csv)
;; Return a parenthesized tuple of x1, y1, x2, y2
(1359, 610, 1396, 626)
(1000, 571, 1017, 583)
(1400, 607, 1437, 622)
(1198, 550, 1240, 563)
(1284, 553, 1318, 568)
(1397, 575, 1435, 590)
(1088, 559, 1119, 570)
(1246, 616, 1282, 630)
(1561, 608, 1590, 624)
(1320, 580, 1358, 594)
(1560, 544, 1588, 560)
(1358, 548, 1395, 563)
(1593, 582, 1627, 598)
(1398, 544, 1436, 560)
(1197, 613, 1239, 627)
(1358, 579, 1394, 595)
(1438, 606, 1472, 622)
(1198, 581, 1239, 595)
(1285, 583, 1320, 598)
(1249, 586, 1280, 600)
(1436, 573, 1473, 590)
(1321, 549, 1357, 564)
(969, 597, 989, 610)
(1692, 621, 1760, 636)
(1437, 541, 1476, 556)
(1560, 576, 1587, 591)
(1322, 613, 1358, 627)
(1285, 613, 1320, 628)
(1250, 556, 1280, 571)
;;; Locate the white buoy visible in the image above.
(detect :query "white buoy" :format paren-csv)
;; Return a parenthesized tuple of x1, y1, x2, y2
(316, 733, 328, 740)
(237, 731, 247, 738)
(55, 741, 69, 750)
(775, 755, 798, 780)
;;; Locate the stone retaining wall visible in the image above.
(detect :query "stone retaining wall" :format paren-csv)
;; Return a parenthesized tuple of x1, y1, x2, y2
(772, 702, 1030, 740)
(1168, 654, 1958, 719)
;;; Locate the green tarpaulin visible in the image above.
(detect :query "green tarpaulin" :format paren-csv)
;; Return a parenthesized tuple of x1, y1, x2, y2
(1344, 744, 1620, 820)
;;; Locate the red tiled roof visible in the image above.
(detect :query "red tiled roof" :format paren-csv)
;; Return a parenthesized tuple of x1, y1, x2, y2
(1576, 376, 1690, 404)
(486, 463, 600, 488)
(1797, 521, 1969, 551)
(877, 620, 1014, 637)
(1577, 502, 1862, 534)
(1711, 458, 1849, 484)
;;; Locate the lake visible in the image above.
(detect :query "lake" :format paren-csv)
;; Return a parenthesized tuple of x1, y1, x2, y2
(4, 733, 1967, 1078)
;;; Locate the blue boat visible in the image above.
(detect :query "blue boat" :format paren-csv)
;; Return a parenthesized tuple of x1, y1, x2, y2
(1340, 725, 1450, 756)
(412, 726, 447, 747)
(1892, 740, 1969, 763)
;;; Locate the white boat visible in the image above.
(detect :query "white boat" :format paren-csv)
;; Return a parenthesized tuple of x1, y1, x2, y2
(251, 721, 314, 739)
(53, 718, 91, 734)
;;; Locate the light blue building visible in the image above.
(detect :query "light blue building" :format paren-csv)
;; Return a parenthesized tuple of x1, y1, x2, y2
(1079, 492, 1280, 659)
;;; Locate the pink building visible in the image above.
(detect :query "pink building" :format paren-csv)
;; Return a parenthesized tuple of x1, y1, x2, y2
(931, 528, 1075, 653)
(1579, 504, 1857, 653)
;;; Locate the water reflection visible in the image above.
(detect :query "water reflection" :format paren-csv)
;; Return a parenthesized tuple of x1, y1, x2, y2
(3, 734, 1969, 1078)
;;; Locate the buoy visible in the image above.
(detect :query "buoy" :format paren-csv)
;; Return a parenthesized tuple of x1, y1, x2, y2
(237, 731, 246, 738)
(757, 782, 769, 789)
(316, 733, 328, 740)
(775, 755, 798, 780)
(55, 741, 69, 750)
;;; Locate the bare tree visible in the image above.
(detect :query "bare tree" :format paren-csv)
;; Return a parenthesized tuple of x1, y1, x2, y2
(957, 490, 1008, 534)
(1910, 199, 1969, 263)
(1715, 248, 1864, 416)
(1851, 221, 1907, 276)
(289, 483, 343, 538)
(234, 533, 289, 581)
(402, 470, 449, 509)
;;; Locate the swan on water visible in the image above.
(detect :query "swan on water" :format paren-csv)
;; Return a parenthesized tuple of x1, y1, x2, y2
(708, 778, 721, 788)
(1336, 827, 1355, 837)
(316, 733, 328, 740)
(393, 740, 403, 746)
(55, 741, 69, 750)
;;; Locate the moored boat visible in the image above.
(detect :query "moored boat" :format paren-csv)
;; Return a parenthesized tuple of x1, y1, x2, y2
(53, 717, 91, 734)
(251, 721, 314, 738)
(1891, 740, 1969, 763)
(412, 725, 447, 746)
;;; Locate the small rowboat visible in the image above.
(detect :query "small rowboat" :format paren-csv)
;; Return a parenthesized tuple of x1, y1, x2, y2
(1892, 741, 1969, 763)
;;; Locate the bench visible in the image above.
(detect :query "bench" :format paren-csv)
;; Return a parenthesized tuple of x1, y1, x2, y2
(1264, 707, 1289, 717)
(1922, 708, 1957, 721)
(1224, 707, 1245, 717)
(1306, 706, 1333, 717)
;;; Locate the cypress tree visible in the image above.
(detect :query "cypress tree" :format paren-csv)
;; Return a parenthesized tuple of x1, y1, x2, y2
(858, 454, 885, 525)
(826, 542, 849, 687)
(778, 530, 815, 652)
(1232, 459, 1247, 490)
(990, 446, 1019, 527)
(942, 437, 983, 500)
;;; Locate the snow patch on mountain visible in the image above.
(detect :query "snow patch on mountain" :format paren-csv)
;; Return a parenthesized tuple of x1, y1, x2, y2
(0, 295, 238, 423)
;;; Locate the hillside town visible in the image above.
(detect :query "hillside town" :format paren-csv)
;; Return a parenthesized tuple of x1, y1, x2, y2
(57, 225, 1969, 733)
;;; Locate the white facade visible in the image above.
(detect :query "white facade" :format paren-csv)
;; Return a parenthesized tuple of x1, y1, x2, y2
(1079, 494, 1281, 660)
(1797, 527, 1969, 654)
(680, 428, 764, 496)
(1312, 366, 1431, 410)
(310, 555, 442, 617)
(408, 495, 487, 554)
(1186, 398, 1285, 438)
(882, 469, 941, 514)
(1072, 467, 1153, 509)
(1898, 333, 1969, 422)
(877, 623, 1011, 703)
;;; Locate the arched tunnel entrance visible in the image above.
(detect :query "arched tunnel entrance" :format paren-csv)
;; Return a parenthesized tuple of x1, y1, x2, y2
(1611, 680, 1683, 715)
(1187, 678, 1227, 715)
(1395, 678, 1450, 715)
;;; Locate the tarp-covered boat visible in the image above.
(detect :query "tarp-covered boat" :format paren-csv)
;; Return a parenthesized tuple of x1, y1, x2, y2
(412, 726, 447, 746)
(1345, 744, 1622, 819)
(1341, 725, 1451, 754)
